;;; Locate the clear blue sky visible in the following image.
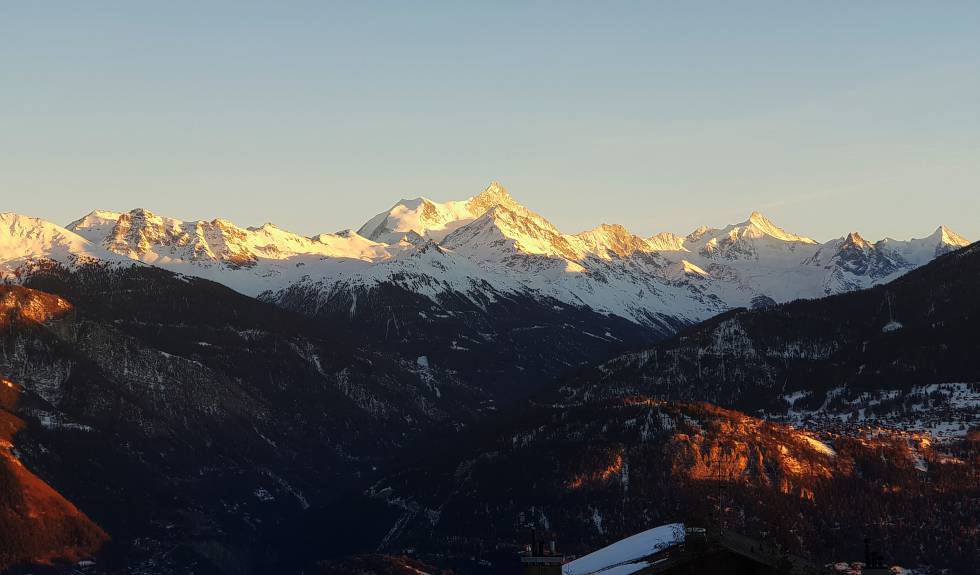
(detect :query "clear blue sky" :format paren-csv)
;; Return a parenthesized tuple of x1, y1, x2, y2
(2, 2, 978, 241)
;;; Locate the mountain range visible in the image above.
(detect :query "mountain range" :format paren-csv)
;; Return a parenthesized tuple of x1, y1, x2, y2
(0, 183, 975, 574)
(2, 182, 970, 332)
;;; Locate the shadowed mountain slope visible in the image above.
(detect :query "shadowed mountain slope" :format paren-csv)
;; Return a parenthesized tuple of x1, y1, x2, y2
(558, 242, 980, 424)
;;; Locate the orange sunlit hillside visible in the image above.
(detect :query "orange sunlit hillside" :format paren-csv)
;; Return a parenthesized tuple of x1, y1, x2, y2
(0, 286, 108, 570)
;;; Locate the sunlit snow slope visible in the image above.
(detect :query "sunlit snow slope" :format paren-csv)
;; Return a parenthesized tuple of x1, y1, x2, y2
(0, 182, 968, 332)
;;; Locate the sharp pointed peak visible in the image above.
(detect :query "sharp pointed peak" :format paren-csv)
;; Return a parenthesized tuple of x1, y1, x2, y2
(467, 181, 518, 213)
(480, 181, 511, 198)
(734, 210, 816, 244)
(934, 224, 969, 246)
(744, 211, 783, 229)
(842, 231, 872, 250)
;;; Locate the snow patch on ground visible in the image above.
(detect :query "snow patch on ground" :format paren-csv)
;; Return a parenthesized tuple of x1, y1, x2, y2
(562, 523, 685, 575)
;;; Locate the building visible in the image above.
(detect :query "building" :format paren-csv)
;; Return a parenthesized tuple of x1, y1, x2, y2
(520, 530, 575, 575)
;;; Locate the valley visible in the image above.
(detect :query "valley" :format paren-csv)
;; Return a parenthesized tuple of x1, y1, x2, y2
(0, 185, 975, 574)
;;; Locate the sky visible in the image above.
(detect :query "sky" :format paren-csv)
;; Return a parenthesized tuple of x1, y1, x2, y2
(2, 2, 979, 242)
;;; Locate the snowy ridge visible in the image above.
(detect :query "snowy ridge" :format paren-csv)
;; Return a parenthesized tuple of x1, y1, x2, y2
(357, 197, 474, 244)
(69, 207, 391, 265)
(66, 207, 394, 295)
(355, 181, 525, 244)
(0, 182, 972, 330)
(0, 212, 131, 279)
(646, 232, 688, 252)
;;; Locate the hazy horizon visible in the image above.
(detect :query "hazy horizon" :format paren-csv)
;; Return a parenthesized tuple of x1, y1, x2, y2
(4, 2, 978, 241)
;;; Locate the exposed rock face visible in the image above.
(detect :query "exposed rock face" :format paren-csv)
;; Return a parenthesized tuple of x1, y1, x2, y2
(664, 402, 835, 499)
(0, 286, 73, 325)
(463, 181, 517, 216)
(363, 399, 978, 573)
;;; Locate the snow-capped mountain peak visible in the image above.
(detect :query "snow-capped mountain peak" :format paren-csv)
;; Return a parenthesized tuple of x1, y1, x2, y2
(933, 225, 969, 250)
(801, 224, 972, 296)
(65, 209, 125, 244)
(688, 212, 817, 261)
(70, 208, 388, 266)
(60, 208, 396, 295)
(0, 212, 122, 276)
(576, 223, 653, 259)
(876, 224, 971, 266)
(357, 181, 534, 245)
(841, 231, 873, 251)
(464, 181, 519, 214)
(357, 196, 474, 244)
(442, 202, 580, 263)
(742, 211, 817, 244)
(95, 208, 255, 264)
